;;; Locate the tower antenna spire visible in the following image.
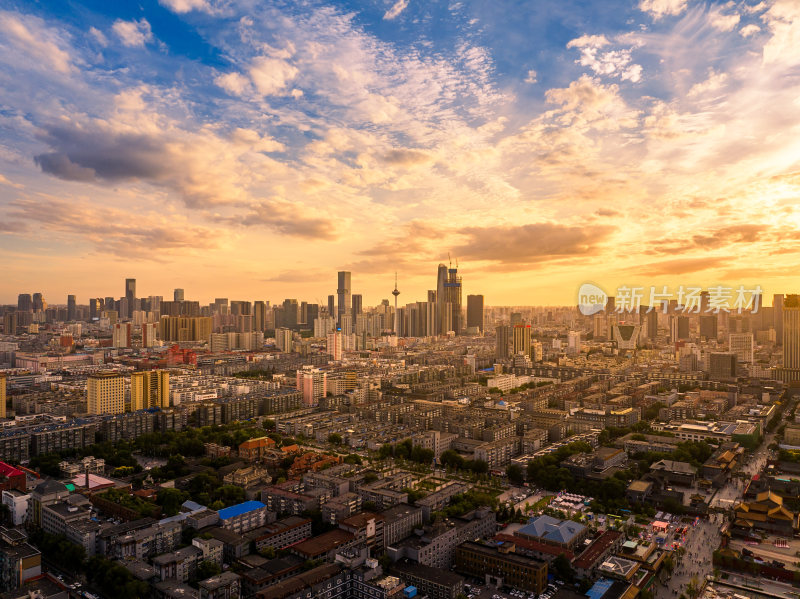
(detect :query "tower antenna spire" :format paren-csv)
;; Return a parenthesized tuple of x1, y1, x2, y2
(391, 272, 400, 334)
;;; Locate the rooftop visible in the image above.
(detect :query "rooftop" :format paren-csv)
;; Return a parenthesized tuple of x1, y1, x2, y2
(292, 529, 354, 557)
(217, 500, 266, 520)
(573, 530, 623, 570)
(390, 559, 464, 587)
(517, 514, 586, 545)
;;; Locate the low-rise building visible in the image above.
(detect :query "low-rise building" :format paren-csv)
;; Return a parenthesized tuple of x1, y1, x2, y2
(454, 541, 547, 593)
(218, 501, 270, 534)
(198, 571, 241, 599)
(253, 516, 312, 551)
(390, 560, 464, 599)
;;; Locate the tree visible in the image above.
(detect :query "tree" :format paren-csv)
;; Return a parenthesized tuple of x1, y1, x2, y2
(328, 433, 343, 445)
(552, 554, 575, 582)
(506, 463, 524, 485)
(466, 459, 488, 474)
(263, 418, 276, 430)
(440, 450, 465, 470)
(157, 488, 189, 517)
(260, 546, 277, 559)
(686, 575, 702, 599)
(344, 454, 362, 465)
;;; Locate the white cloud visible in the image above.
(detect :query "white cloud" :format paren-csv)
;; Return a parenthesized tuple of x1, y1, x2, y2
(248, 57, 298, 96)
(761, 0, 800, 66)
(638, 0, 688, 19)
(567, 35, 643, 83)
(159, 0, 212, 14)
(687, 70, 728, 97)
(524, 69, 537, 84)
(383, 0, 410, 20)
(566, 34, 610, 49)
(709, 7, 741, 32)
(739, 24, 760, 37)
(0, 11, 72, 73)
(88, 26, 108, 46)
(112, 19, 153, 48)
(215, 71, 251, 96)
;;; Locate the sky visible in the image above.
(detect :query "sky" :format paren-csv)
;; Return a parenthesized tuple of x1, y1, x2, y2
(1, 0, 799, 307)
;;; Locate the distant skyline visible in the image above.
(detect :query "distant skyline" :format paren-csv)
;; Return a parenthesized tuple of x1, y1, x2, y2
(1, 0, 799, 305)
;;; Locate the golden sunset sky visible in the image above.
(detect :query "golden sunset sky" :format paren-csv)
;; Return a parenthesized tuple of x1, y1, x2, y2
(1, 0, 799, 306)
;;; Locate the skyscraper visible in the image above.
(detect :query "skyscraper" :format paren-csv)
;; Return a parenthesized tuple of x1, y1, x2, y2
(32, 293, 44, 312)
(436, 263, 462, 335)
(125, 278, 136, 318)
(17, 294, 32, 312)
(783, 295, 800, 371)
(174, 288, 185, 302)
(337, 271, 351, 326)
(89, 298, 102, 321)
(254, 301, 267, 332)
(352, 294, 363, 324)
(466, 295, 484, 332)
(87, 372, 125, 414)
(699, 315, 717, 340)
(327, 295, 335, 318)
(775, 294, 784, 346)
(67, 295, 77, 321)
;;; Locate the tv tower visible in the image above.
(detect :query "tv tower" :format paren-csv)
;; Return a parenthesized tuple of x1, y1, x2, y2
(392, 272, 400, 334)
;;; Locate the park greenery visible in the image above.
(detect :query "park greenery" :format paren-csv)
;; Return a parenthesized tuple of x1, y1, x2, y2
(439, 449, 489, 474)
(377, 439, 435, 464)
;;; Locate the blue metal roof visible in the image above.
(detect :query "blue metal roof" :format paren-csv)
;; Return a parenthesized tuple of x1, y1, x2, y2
(217, 500, 266, 520)
(586, 578, 613, 599)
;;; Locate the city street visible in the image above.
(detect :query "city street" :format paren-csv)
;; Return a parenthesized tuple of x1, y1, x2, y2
(654, 515, 723, 599)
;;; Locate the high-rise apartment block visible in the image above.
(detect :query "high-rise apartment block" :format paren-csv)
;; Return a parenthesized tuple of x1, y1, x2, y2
(275, 328, 294, 352)
(512, 325, 531, 357)
(327, 330, 343, 361)
(296, 367, 326, 407)
(112, 322, 132, 348)
(130, 370, 170, 411)
(159, 316, 212, 342)
(87, 372, 125, 414)
(496, 325, 510, 359)
(142, 323, 158, 347)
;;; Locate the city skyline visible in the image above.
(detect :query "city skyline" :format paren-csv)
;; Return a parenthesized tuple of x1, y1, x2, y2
(2, 1, 799, 304)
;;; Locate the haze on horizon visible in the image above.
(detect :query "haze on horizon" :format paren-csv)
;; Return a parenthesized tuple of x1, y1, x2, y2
(1, 0, 799, 306)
